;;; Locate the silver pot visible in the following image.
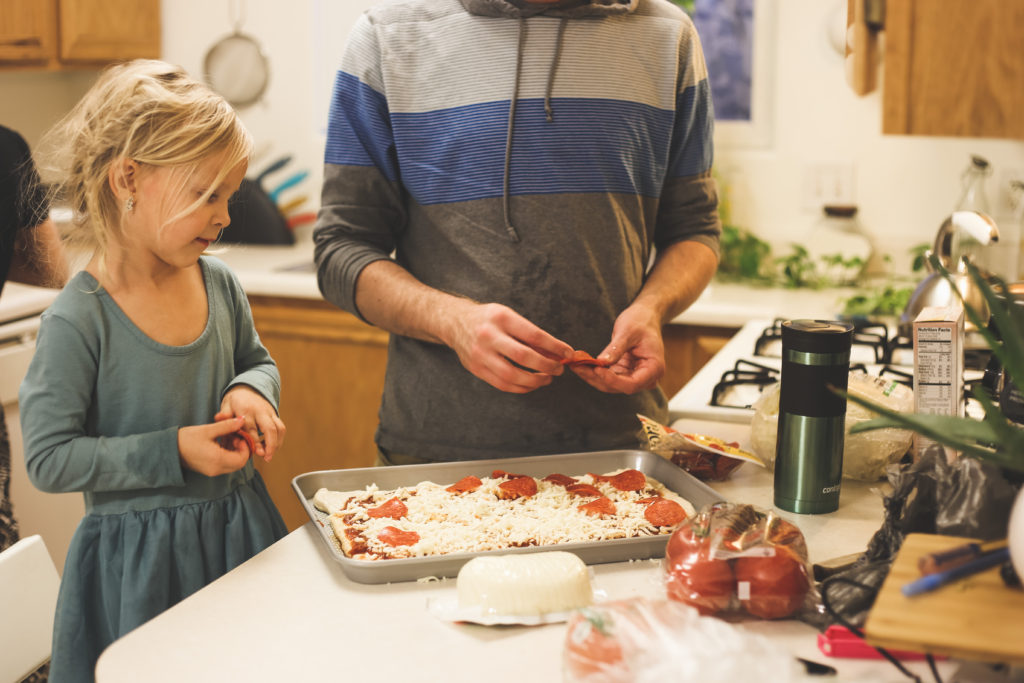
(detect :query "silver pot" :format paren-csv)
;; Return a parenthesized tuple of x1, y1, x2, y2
(899, 211, 999, 336)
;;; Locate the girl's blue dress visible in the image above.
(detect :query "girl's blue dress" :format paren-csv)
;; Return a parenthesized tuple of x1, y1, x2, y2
(19, 257, 287, 682)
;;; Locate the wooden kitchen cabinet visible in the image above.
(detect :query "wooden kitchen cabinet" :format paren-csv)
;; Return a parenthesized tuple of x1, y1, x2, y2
(660, 324, 736, 400)
(0, 0, 56, 63)
(0, 0, 160, 69)
(879, 0, 1024, 139)
(249, 296, 388, 531)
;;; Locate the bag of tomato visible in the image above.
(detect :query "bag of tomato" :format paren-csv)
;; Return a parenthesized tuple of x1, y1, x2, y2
(663, 502, 815, 620)
(563, 597, 799, 682)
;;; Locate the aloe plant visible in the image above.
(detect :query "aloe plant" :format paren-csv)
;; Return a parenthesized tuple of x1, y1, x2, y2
(844, 255, 1024, 474)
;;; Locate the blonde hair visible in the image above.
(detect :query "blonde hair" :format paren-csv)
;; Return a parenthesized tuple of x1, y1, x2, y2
(37, 59, 252, 265)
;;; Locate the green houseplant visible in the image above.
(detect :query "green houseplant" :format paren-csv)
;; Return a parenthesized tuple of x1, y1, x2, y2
(842, 254, 1024, 578)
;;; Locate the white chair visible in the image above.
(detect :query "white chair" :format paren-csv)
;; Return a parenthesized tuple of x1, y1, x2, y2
(0, 535, 59, 683)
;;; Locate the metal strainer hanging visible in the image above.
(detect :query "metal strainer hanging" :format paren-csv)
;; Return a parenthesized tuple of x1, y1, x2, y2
(203, 0, 269, 108)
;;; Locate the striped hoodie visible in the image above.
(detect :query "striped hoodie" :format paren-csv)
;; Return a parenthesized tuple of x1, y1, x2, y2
(314, 0, 721, 462)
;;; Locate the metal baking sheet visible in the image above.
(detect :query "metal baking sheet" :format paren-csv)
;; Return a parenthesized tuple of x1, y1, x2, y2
(292, 449, 725, 584)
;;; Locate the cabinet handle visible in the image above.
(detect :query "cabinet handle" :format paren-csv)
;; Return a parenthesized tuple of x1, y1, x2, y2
(846, 0, 884, 96)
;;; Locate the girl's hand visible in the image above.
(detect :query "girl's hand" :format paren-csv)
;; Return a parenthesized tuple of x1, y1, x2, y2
(214, 385, 286, 461)
(178, 417, 254, 476)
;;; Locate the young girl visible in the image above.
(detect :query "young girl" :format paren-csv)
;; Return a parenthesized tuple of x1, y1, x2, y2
(19, 60, 288, 682)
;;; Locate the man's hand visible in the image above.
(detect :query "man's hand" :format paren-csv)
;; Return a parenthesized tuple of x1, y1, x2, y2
(447, 302, 575, 393)
(569, 303, 665, 394)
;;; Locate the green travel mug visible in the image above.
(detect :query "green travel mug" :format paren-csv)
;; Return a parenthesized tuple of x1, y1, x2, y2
(773, 319, 854, 514)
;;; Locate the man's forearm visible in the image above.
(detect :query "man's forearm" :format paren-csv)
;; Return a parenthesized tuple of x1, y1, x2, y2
(354, 259, 471, 346)
(632, 240, 718, 324)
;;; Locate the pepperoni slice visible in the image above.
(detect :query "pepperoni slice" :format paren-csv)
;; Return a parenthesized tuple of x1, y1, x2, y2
(366, 497, 408, 519)
(377, 526, 420, 547)
(644, 499, 687, 527)
(565, 483, 602, 498)
(579, 496, 617, 517)
(562, 350, 611, 367)
(497, 476, 538, 500)
(609, 469, 646, 491)
(446, 475, 483, 493)
(543, 473, 577, 486)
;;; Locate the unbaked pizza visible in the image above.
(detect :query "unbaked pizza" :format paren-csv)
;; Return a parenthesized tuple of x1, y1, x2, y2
(312, 468, 695, 560)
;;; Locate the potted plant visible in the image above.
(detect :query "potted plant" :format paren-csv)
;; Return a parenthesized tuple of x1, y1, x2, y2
(842, 255, 1024, 578)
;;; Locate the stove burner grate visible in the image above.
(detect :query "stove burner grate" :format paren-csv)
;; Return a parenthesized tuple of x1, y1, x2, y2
(753, 317, 889, 364)
(710, 359, 778, 409)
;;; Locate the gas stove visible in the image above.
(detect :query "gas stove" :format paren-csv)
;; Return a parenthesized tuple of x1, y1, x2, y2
(668, 318, 987, 424)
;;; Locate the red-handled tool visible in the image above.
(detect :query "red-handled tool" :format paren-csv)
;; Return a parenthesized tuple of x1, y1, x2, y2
(817, 625, 945, 661)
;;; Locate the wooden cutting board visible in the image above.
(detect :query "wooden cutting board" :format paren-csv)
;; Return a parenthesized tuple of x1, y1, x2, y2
(864, 533, 1024, 664)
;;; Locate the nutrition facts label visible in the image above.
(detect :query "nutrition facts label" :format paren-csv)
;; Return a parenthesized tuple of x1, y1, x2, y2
(912, 307, 964, 460)
(915, 325, 959, 414)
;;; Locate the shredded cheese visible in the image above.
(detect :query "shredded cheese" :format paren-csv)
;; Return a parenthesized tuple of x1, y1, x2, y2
(313, 469, 694, 560)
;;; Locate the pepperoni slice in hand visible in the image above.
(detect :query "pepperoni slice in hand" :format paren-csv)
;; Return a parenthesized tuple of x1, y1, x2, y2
(579, 496, 617, 517)
(609, 469, 646, 491)
(543, 473, 577, 487)
(644, 499, 687, 527)
(497, 476, 538, 500)
(377, 526, 420, 547)
(565, 483, 602, 498)
(562, 350, 611, 368)
(446, 475, 483, 494)
(366, 497, 408, 520)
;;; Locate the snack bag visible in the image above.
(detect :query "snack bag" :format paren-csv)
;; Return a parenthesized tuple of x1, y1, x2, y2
(563, 597, 799, 683)
(637, 414, 762, 481)
(662, 502, 815, 620)
(749, 373, 915, 480)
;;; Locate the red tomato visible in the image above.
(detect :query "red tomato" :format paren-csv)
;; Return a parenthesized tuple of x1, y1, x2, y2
(564, 611, 625, 678)
(665, 556, 735, 616)
(733, 549, 808, 619)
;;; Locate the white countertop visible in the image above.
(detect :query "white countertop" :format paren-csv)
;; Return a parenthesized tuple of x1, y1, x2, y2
(210, 241, 857, 328)
(94, 419, 959, 683)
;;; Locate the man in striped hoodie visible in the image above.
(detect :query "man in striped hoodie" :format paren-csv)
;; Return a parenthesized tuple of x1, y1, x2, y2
(314, 0, 721, 464)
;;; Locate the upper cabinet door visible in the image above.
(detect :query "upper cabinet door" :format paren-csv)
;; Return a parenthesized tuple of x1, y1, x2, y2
(883, 0, 1024, 140)
(0, 0, 56, 63)
(58, 0, 161, 64)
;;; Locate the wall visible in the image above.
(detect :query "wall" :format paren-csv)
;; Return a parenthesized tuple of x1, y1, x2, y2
(1, 0, 1022, 273)
(720, 0, 1024, 278)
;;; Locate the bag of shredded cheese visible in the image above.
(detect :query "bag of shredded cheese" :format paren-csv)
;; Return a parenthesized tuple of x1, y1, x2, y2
(749, 373, 915, 481)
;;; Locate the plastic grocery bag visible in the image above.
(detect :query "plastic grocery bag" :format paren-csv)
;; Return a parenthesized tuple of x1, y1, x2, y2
(809, 445, 1020, 630)
(563, 598, 799, 683)
(750, 372, 915, 481)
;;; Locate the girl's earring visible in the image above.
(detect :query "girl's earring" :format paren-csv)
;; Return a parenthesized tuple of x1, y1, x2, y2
(125, 195, 135, 212)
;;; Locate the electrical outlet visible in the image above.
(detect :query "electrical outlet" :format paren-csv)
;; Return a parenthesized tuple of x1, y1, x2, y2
(802, 162, 856, 210)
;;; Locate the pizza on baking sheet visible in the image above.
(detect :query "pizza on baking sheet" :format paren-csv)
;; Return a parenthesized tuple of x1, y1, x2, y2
(312, 468, 695, 561)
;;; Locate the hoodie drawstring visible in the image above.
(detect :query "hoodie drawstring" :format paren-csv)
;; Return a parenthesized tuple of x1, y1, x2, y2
(544, 18, 568, 122)
(502, 15, 569, 242)
(502, 17, 527, 242)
